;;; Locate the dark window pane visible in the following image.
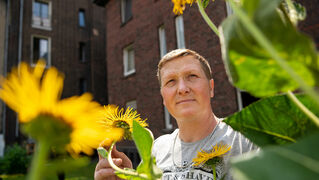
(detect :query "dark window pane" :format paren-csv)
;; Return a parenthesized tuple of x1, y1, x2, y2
(79, 42, 86, 62)
(125, 0, 132, 22)
(241, 91, 259, 108)
(79, 78, 87, 94)
(33, 38, 40, 63)
(33, 37, 48, 64)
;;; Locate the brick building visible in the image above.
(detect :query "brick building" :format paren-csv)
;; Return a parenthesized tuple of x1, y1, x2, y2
(0, 0, 107, 154)
(94, 0, 319, 166)
(297, 0, 319, 49)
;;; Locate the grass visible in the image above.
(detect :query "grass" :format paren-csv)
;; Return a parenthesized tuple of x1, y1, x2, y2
(1, 159, 98, 180)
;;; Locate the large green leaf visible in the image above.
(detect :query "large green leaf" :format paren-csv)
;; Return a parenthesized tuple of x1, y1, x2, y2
(220, 0, 318, 97)
(115, 120, 162, 180)
(231, 132, 319, 180)
(133, 120, 162, 179)
(224, 94, 319, 147)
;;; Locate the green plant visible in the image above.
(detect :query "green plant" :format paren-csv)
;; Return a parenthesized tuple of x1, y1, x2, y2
(195, 0, 319, 179)
(0, 144, 31, 175)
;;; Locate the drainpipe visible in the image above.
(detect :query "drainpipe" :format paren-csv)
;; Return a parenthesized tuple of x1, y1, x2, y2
(1, 0, 10, 155)
(16, 0, 24, 137)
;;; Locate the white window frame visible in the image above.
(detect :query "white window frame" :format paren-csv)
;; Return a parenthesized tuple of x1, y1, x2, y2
(0, 134, 4, 156)
(126, 100, 137, 110)
(31, 35, 51, 67)
(236, 89, 243, 111)
(175, 15, 185, 49)
(164, 107, 173, 130)
(226, 2, 244, 111)
(158, 26, 173, 130)
(123, 44, 135, 76)
(32, 0, 52, 30)
(158, 25, 167, 58)
(226, 2, 233, 15)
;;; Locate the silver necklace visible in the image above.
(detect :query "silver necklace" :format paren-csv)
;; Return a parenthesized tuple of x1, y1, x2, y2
(172, 120, 220, 168)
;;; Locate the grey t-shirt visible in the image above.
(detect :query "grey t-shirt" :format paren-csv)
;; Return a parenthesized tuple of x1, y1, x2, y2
(152, 120, 258, 180)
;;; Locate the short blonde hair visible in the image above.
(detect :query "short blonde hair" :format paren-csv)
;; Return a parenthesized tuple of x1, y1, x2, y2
(157, 49, 212, 86)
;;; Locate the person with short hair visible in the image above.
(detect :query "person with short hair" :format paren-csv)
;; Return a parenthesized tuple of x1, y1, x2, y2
(95, 49, 257, 180)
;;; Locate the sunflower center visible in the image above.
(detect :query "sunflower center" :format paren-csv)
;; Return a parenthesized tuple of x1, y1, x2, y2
(114, 120, 131, 139)
(114, 120, 130, 129)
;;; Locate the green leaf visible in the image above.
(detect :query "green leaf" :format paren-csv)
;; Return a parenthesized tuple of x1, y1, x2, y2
(22, 115, 71, 152)
(224, 94, 319, 147)
(220, 0, 318, 97)
(231, 132, 319, 180)
(132, 120, 153, 166)
(97, 147, 108, 159)
(114, 120, 162, 179)
(202, 0, 210, 9)
(132, 120, 154, 177)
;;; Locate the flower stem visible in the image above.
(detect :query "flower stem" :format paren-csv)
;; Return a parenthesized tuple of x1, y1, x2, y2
(228, 0, 319, 107)
(107, 142, 148, 179)
(287, 91, 319, 127)
(197, 0, 220, 37)
(27, 140, 49, 180)
(212, 164, 216, 180)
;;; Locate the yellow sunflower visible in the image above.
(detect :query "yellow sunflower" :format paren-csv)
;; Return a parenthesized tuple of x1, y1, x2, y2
(192, 143, 231, 166)
(0, 61, 123, 155)
(172, 0, 196, 14)
(100, 105, 148, 140)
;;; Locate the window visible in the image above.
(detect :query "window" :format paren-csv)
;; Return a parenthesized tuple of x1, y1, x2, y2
(164, 107, 173, 130)
(236, 89, 259, 110)
(79, 42, 86, 62)
(175, 15, 185, 49)
(32, 0, 51, 29)
(126, 100, 137, 110)
(123, 44, 135, 76)
(158, 25, 167, 58)
(32, 36, 50, 66)
(158, 26, 173, 130)
(121, 0, 132, 23)
(226, 2, 233, 15)
(79, 78, 87, 95)
(78, 9, 86, 27)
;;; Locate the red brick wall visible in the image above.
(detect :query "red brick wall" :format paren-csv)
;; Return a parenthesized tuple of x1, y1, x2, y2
(5, 0, 107, 144)
(297, 0, 319, 49)
(105, 0, 238, 139)
(19, 0, 107, 103)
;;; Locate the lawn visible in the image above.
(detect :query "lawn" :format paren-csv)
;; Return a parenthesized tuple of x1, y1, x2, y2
(1, 159, 97, 180)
